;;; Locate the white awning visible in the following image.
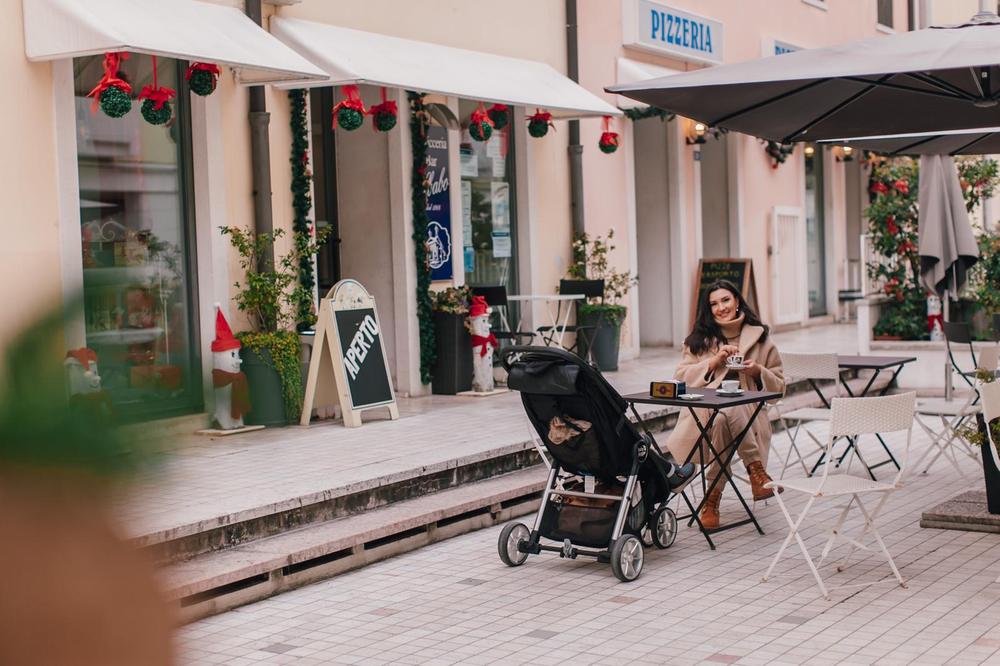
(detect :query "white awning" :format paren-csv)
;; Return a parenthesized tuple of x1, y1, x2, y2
(615, 59, 679, 109)
(23, 0, 328, 86)
(269, 18, 620, 119)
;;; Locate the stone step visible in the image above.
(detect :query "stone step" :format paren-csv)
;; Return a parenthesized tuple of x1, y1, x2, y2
(163, 467, 548, 622)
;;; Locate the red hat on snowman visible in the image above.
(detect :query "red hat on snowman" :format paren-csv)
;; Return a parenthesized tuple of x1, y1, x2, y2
(211, 305, 241, 352)
(469, 295, 491, 318)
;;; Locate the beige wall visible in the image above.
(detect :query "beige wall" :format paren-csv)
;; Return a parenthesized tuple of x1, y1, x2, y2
(0, 0, 63, 357)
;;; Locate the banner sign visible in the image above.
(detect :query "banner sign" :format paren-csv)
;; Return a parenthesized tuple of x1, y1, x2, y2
(623, 0, 724, 65)
(426, 125, 453, 281)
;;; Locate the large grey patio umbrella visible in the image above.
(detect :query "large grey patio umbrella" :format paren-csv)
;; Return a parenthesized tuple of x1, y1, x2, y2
(918, 155, 979, 298)
(825, 126, 1000, 156)
(607, 11, 1000, 143)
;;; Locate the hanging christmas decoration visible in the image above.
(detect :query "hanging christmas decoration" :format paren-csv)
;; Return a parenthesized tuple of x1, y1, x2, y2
(527, 109, 554, 138)
(468, 102, 494, 142)
(87, 52, 132, 118)
(332, 85, 366, 131)
(598, 116, 619, 154)
(368, 87, 398, 132)
(408, 92, 436, 384)
(138, 55, 176, 126)
(487, 103, 509, 130)
(186, 62, 221, 97)
(762, 139, 795, 169)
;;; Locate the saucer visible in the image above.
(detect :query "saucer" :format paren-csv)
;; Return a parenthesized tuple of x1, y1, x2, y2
(725, 363, 747, 370)
(717, 388, 744, 395)
(679, 393, 703, 401)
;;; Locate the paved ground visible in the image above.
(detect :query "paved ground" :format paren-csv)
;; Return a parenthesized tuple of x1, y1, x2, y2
(115, 324, 947, 543)
(178, 418, 1000, 665)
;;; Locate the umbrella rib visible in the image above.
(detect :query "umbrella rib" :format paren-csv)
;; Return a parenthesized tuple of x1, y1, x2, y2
(708, 78, 828, 127)
(839, 76, 967, 101)
(949, 132, 992, 155)
(780, 74, 892, 144)
(968, 67, 987, 98)
(903, 72, 977, 101)
(889, 135, 940, 156)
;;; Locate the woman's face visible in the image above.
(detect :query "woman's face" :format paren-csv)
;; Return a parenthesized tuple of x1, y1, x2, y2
(709, 288, 738, 323)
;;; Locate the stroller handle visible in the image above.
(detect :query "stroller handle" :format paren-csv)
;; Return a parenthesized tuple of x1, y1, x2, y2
(500, 345, 585, 373)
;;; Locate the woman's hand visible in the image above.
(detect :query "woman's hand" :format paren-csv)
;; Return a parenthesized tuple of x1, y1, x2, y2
(709, 345, 740, 372)
(740, 359, 763, 379)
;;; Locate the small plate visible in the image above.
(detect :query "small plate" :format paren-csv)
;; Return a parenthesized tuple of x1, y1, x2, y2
(725, 363, 747, 370)
(679, 393, 703, 401)
(717, 388, 744, 395)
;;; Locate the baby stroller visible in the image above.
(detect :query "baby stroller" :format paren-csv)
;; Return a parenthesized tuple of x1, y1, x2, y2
(497, 346, 686, 582)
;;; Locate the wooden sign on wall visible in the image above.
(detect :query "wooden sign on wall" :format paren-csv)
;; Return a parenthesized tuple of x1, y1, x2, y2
(690, 258, 759, 326)
(300, 279, 399, 428)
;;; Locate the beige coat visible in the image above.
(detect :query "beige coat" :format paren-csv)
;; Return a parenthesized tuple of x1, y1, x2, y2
(665, 324, 785, 466)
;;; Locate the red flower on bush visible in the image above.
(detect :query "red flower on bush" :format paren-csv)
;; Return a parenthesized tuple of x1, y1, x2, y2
(898, 240, 916, 255)
(893, 179, 909, 194)
(870, 181, 889, 195)
(885, 215, 898, 235)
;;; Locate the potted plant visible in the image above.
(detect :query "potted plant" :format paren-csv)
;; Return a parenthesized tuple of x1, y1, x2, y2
(957, 370, 1000, 514)
(969, 229, 1000, 339)
(430, 286, 473, 395)
(220, 226, 325, 426)
(565, 229, 637, 371)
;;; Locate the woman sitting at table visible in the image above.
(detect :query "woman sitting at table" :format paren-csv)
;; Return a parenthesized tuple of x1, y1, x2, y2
(666, 279, 785, 529)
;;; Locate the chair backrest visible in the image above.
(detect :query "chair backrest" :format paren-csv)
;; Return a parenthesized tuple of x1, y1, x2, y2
(470, 285, 508, 308)
(827, 392, 915, 486)
(559, 279, 605, 300)
(943, 320, 977, 380)
(980, 380, 1000, 471)
(979, 345, 1000, 374)
(781, 352, 840, 382)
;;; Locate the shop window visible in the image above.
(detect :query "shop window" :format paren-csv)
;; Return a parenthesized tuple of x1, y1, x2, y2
(74, 55, 201, 421)
(877, 0, 894, 28)
(459, 100, 518, 297)
(804, 145, 827, 317)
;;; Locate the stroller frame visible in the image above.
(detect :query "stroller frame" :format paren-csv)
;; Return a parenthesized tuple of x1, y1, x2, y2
(497, 346, 680, 582)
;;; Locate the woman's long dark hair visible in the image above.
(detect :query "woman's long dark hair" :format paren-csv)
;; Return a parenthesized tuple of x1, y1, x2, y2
(684, 279, 768, 355)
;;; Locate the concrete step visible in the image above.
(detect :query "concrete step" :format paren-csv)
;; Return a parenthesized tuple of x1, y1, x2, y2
(163, 467, 548, 622)
(140, 372, 884, 564)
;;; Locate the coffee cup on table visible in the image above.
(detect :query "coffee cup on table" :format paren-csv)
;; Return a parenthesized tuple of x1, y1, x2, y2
(720, 380, 740, 393)
(725, 354, 744, 367)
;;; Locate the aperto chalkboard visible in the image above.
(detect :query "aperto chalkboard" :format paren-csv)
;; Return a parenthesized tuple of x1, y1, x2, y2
(690, 258, 759, 325)
(335, 307, 393, 409)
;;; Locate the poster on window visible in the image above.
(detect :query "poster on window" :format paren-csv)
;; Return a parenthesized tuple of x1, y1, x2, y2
(490, 181, 510, 233)
(426, 125, 453, 281)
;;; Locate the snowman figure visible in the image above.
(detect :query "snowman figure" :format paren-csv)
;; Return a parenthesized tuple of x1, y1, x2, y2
(64, 349, 102, 397)
(468, 295, 498, 392)
(211, 305, 250, 430)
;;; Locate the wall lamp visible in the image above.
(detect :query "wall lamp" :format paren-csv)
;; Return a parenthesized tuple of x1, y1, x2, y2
(686, 122, 707, 145)
(838, 145, 855, 162)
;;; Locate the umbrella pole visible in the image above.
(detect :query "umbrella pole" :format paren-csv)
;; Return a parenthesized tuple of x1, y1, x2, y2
(943, 289, 952, 401)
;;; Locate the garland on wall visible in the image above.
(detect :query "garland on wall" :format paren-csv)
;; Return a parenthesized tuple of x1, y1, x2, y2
(288, 89, 318, 329)
(762, 139, 795, 168)
(408, 91, 436, 384)
(623, 106, 675, 122)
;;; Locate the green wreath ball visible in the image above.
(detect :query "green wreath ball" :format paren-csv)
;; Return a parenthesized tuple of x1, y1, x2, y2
(469, 120, 492, 142)
(599, 140, 618, 154)
(373, 110, 397, 132)
(528, 118, 550, 138)
(141, 99, 172, 125)
(337, 106, 364, 131)
(487, 107, 509, 130)
(99, 85, 132, 118)
(188, 69, 217, 97)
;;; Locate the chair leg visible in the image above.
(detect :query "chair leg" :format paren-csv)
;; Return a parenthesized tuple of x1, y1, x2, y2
(780, 419, 808, 479)
(818, 496, 856, 566)
(849, 494, 907, 588)
(762, 494, 830, 600)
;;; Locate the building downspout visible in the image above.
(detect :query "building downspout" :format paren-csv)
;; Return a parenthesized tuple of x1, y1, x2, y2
(566, 0, 585, 243)
(246, 0, 274, 268)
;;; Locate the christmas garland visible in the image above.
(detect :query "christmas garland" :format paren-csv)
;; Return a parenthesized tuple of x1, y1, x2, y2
(408, 92, 436, 384)
(623, 106, 675, 122)
(762, 139, 795, 169)
(288, 89, 317, 329)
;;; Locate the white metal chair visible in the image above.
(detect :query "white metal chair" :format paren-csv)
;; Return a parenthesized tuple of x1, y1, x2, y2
(912, 345, 998, 476)
(778, 352, 843, 479)
(762, 392, 916, 600)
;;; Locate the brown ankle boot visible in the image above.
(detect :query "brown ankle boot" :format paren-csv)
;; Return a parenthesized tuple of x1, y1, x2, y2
(747, 461, 782, 501)
(699, 486, 724, 530)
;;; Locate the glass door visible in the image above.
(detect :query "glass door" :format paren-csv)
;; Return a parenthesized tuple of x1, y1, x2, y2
(805, 145, 827, 317)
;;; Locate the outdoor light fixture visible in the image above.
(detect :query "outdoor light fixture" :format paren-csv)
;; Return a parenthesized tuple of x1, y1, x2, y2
(687, 122, 707, 145)
(841, 145, 854, 161)
(804, 144, 815, 157)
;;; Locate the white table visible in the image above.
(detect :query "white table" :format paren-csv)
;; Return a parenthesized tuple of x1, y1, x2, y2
(507, 294, 584, 349)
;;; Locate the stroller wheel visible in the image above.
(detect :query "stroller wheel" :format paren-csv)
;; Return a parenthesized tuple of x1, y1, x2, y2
(652, 507, 678, 549)
(610, 535, 644, 582)
(498, 522, 530, 567)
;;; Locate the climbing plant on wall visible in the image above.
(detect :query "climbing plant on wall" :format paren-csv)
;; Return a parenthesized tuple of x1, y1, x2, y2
(408, 91, 436, 383)
(289, 89, 320, 330)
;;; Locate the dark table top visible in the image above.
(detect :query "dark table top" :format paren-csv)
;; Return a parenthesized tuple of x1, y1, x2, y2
(837, 355, 917, 370)
(624, 387, 782, 409)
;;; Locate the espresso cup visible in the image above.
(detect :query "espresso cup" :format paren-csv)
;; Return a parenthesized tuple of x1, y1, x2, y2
(726, 354, 744, 367)
(721, 380, 740, 392)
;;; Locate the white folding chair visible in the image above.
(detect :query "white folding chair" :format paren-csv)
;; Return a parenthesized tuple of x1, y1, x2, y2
(913, 345, 998, 476)
(778, 352, 842, 479)
(762, 392, 916, 600)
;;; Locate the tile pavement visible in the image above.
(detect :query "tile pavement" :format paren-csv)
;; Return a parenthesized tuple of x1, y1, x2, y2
(178, 417, 1000, 665)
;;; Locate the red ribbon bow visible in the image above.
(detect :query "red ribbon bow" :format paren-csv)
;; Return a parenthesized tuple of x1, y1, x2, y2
(367, 87, 398, 130)
(470, 102, 493, 128)
(529, 109, 553, 125)
(333, 84, 366, 117)
(139, 84, 176, 110)
(471, 333, 499, 356)
(86, 51, 132, 114)
(185, 62, 221, 80)
(600, 115, 619, 148)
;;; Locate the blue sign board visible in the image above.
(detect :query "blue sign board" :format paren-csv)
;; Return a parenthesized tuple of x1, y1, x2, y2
(425, 125, 453, 281)
(625, 0, 724, 65)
